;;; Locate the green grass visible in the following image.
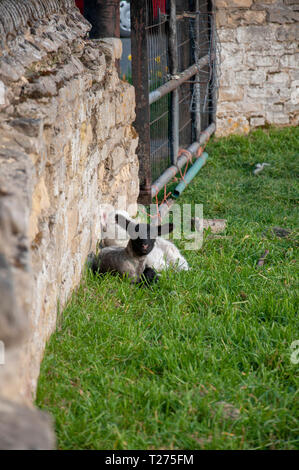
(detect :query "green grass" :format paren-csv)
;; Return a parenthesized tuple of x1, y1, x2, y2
(36, 127, 299, 450)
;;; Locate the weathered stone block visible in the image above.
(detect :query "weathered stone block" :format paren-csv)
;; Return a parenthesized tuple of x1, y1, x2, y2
(0, 398, 55, 450)
(216, 9, 228, 27)
(266, 111, 290, 124)
(23, 76, 57, 99)
(290, 86, 299, 106)
(253, 0, 278, 4)
(220, 69, 236, 87)
(236, 25, 276, 44)
(243, 10, 267, 24)
(280, 53, 299, 68)
(217, 0, 253, 7)
(268, 8, 299, 24)
(0, 253, 26, 347)
(246, 53, 278, 68)
(216, 115, 250, 137)
(267, 71, 290, 85)
(219, 86, 244, 101)
(96, 99, 116, 141)
(215, 0, 228, 7)
(79, 121, 93, 164)
(111, 146, 126, 172)
(28, 177, 51, 243)
(250, 117, 265, 127)
(115, 84, 136, 125)
(0, 80, 6, 107)
(276, 23, 299, 41)
(9, 118, 43, 139)
(235, 70, 267, 86)
(100, 38, 123, 61)
(218, 28, 237, 42)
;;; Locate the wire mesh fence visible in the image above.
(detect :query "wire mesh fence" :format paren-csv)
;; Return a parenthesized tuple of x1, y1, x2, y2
(146, 2, 169, 90)
(131, 0, 220, 203)
(145, 0, 171, 181)
(178, 82, 193, 149)
(150, 95, 171, 182)
(189, 4, 221, 124)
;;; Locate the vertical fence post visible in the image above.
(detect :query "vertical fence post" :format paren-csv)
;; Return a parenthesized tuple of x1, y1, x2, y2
(84, 0, 120, 38)
(194, 0, 202, 141)
(208, 0, 216, 126)
(168, 0, 179, 165)
(84, 0, 120, 72)
(131, 0, 152, 205)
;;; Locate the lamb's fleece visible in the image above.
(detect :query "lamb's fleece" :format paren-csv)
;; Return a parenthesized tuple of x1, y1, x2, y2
(99, 206, 189, 271)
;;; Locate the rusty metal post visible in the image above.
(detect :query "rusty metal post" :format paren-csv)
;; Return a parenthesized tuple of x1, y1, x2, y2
(169, 0, 179, 165)
(84, 0, 120, 38)
(208, 0, 217, 126)
(84, 0, 120, 71)
(131, 0, 152, 205)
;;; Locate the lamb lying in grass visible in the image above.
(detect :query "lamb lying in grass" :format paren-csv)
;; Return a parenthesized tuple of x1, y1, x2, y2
(100, 207, 189, 272)
(91, 214, 174, 285)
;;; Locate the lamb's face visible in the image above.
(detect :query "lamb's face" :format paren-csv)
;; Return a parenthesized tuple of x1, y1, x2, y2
(130, 224, 156, 257)
(115, 214, 174, 257)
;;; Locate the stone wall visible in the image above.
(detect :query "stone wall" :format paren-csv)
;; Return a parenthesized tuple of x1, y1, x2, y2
(215, 0, 299, 136)
(0, 0, 139, 434)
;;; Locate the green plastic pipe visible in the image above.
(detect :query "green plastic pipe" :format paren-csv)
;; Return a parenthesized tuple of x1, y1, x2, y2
(173, 152, 208, 198)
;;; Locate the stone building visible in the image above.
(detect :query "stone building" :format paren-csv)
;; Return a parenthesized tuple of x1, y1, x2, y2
(215, 0, 299, 136)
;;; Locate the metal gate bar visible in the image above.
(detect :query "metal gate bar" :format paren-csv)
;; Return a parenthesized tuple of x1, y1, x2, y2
(131, 1, 219, 205)
(169, 0, 179, 165)
(151, 122, 215, 198)
(149, 54, 210, 104)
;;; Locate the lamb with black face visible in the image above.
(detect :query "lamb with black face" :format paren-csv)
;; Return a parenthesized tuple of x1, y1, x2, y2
(91, 214, 174, 286)
(122, 219, 157, 257)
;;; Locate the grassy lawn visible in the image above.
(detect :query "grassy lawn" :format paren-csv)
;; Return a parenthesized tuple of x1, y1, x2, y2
(36, 127, 299, 450)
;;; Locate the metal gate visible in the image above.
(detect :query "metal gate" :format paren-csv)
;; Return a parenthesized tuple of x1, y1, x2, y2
(131, 0, 219, 204)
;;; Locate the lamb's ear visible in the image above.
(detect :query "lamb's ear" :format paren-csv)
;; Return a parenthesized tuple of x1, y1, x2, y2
(115, 214, 135, 232)
(157, 222, 174, 236)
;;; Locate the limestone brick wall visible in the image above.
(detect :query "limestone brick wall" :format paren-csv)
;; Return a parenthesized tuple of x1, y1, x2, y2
(0, 0, 139, 430)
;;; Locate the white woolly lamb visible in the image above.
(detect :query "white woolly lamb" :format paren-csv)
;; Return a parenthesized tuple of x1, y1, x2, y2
(92, 215, 174, 285)
(99, 206, 189, 272)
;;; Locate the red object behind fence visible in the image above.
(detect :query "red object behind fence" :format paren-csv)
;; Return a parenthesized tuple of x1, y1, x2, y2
(75, 0, 84, 15)
(152, 0, 166, 18)
(75, 1, 167, 24)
